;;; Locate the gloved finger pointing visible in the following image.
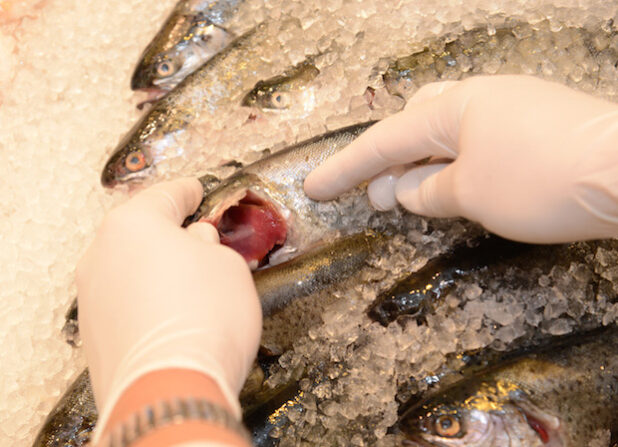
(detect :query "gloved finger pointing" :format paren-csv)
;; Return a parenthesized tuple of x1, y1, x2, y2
(406, 81, 460, 108)
(305, 84, 468, 201)
(133, 178, 204, 225)
(395, 163, 459, 218)
(187, 222, 220, 243)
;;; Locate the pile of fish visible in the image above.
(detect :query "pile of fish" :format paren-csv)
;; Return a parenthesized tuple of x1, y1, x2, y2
(33, 0, 618, 446)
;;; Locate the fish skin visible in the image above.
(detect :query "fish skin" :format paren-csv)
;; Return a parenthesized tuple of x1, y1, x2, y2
(382, 21, 618, 101)
(255, 231, 385, 316)
(37, 231, 383, 447)
(241, 59, 320, 111)
(103, 21, 300, 188)
(32, 370, 96, 447)
(186, 122, 377, 268)
(398, 328, 618, 446)
(131, 0, 239, 93)
(368, 236, 614, 326)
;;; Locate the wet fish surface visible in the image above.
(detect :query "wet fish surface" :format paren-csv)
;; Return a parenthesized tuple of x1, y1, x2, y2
(382, 20, 618, 101)
(131, 0, 240, 97)
(368, 236, 615, 326)
(397, 328, 618, 446)
(242, 58, 320, 112)
(31, 370, 96, 447)
(103, 20, 303, 187)
(36, 232, 384, 447)
(185, 122, 378, 270)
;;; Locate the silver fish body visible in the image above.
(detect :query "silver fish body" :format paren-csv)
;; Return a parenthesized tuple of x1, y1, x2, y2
(104, 21, 302, 187)
(398, 329, 618, 447)
(131, 0, 240, 95)
(186, 122, 377, 270)
(382, 20, 618, 101)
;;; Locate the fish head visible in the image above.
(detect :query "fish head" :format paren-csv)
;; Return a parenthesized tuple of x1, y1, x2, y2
(399, 380, 566, 447)
(241, 62, 320, 112)
(187, 173, 291, 270)
(241, 79, 295, 110)
(131, 10, 233, 94)
(101, 139, 155, 187)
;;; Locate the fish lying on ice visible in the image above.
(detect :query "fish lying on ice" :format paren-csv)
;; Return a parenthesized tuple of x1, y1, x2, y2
(31, 370, 96, 447)
(35, 231, 384, 447)
(102, 20, 305, 188)
(131, 0, 241, 103)
(397, 327, 618, 446)
(381, 20, 618, 101)
(241, 58, 320, 112)
(185, 122, 377, 270)
(368, 235, 618, 326)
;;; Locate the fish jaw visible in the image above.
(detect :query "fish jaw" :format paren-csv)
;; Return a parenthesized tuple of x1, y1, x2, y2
(197, 181, 289, 270)
(135, 88, 168, 110)
(131, 20, 234, 92)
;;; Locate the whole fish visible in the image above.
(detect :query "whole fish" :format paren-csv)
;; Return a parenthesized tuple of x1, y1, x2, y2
(368, 236, 617, 326)
(35, 231, 383, 447)
(397, 328, 618, 446)
(103, 20, 303, 187)
(382, 20, 618, 101)
(185, 122, 378, 270)
(241, 59, 320, 112)
(131, 0, 240, 100)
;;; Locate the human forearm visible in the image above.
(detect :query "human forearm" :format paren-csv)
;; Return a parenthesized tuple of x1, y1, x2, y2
(97, 369, 250, 447)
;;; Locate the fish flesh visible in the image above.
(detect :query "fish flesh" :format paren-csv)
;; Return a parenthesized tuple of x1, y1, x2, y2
(397, 328, 618, 446)
(382, 20, 618, 101)
(103, 20, 304, 188)
(241, 58, 320, 112)
(131, 0, 240, 100)
(185, 122, 378, 270)
(368, 236, 616, 326)
(36, 232, 383, 447)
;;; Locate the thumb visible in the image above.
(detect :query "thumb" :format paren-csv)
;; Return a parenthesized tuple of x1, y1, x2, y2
(186, 221, 221, 243)
(395, 163, 459, 218)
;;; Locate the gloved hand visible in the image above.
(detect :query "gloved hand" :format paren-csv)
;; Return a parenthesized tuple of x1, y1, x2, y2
(305, 75, 618, 243)
(76, 178, 261, 439)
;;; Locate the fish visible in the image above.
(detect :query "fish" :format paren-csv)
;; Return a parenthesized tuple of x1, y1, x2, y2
(103, 20, 303, 188)
(382, 20, 618, 101)
(32, 370, 96, 447)
(131, 0, 240, 101)
(397, 328, 618, 446)
(241, 59, 320, 112)
(184, 122, 378, 270)
(36, 231, 383, 447)
(368, 236, 617, 327)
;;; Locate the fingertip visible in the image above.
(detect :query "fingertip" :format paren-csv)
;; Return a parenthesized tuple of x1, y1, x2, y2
(406, 81, 461, 108)
(137, 177, 204, 224)
(367, 166, 405, 211)
(187, 221, 220, 243)
(395, 163, 457, 218)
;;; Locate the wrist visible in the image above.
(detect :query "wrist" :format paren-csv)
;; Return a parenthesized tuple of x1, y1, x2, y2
(95, 369, 249, 447)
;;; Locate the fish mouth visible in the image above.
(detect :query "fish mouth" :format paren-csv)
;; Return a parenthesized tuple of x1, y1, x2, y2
(199, 189, 288, 270)
(135, 88, 168, 110)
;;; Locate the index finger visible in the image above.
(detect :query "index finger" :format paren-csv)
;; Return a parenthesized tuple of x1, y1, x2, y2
(130, 177, 204, 225)
(304, 82, 467, 200)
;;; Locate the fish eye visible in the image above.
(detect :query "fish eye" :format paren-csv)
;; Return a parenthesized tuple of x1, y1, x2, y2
(156, 61, 176, 77)
(434, 415, 462, 438)
(125, 151, 146, 172)
(270, 92, 290, 109)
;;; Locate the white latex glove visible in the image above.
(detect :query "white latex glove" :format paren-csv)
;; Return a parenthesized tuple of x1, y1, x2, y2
(76, 178, 262, 441)
(305, 75, 618, 243)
